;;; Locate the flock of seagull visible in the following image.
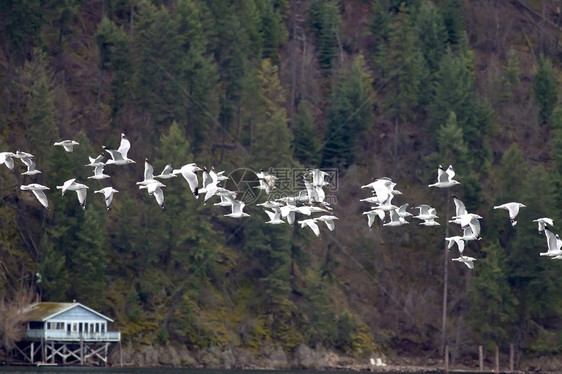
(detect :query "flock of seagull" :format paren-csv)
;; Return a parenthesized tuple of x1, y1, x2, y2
(3, 133, 338, 238)
(360, 164, 557, 270)
(4, 133, 560, 269)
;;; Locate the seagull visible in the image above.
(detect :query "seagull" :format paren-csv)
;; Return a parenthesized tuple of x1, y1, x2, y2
(15, 150, 34, 159)
(85, 154, 105, 167)
(363, 208, 385, 228)
(255, 169, 277, 195)
(54, 140, 79, 152)
(493, 202, 526, 226)
(137, 159, 157, 186)
(539, 227, 562, 257)
(264, 207, 284, 225)
(88, 164, 110, 180)
(396, 203, 413, 218)
(428, 165, 460, 188)
(413, 204, 438, 221)
(383, 209, 409, 227)
(224, 196, 250, 218)
(299, 218, 320, 237)
(308, 168, 330, 188)
(56, 179, 89, 209)
(450, 213, 483, 230)
(20, 184, 50, 209)
(0, 152, 16, 170)
(533, 217, 554, 234)
(452, 195, 467, 217)
(452, 255, 477, 269)
(103, 133, 135, 165)
(199, 167, 222, 203)
(445, 236, 465, 254)
(419, 216, 440, 226)
(315, 215, 339, 231)
(20, 156, 41, 175)
(94, 187, 119, 210)
(173, 163, 201, 198)
(461, 220, 482, 241)
(139, 180, 166, 209)
(361, 177, 401, 205)
(154, 164, 178, 180)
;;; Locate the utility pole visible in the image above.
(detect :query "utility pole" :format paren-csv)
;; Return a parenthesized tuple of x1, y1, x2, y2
(441, 189, 451, 355)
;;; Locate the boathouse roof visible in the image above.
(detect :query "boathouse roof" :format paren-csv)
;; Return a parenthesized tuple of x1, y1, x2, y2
(21, 302, 114, 322)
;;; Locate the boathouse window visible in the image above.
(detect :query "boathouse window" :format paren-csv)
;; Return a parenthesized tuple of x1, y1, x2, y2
(29, 321, 43, 329)
(47, 322, 51, 329)
(73, 323, 77, 332)
(56, 322, 64, 330)
(95, 323, 99, 333)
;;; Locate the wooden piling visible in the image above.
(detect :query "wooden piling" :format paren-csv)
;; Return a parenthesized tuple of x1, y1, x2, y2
(495, 345, 499, 373)
(479, 345, 484, 371)
(510, 343, 514, 372)
(444, 344, 449, 374)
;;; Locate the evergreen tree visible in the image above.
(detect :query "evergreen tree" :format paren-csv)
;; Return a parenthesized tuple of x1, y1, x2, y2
(468, 241, 518, 350)
(534, 56, 558, 124)
(322, 55, 375, 168)
(292, 102, 321, 167)
(308, 0, 341, 70)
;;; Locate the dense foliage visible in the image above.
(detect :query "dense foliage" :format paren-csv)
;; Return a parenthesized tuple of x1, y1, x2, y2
(1, 0, 562, 362)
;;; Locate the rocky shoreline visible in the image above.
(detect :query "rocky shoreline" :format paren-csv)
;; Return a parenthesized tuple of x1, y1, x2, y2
(116, 344, 562, 373)
(117, 343, 445, 372)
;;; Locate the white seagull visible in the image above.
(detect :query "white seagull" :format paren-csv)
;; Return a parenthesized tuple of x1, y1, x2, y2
(533, 217, 554, 234)
(363, 208, 385, 228)
(20, 184, 50, 209)
(445, 236, 466, 254)
(315, 215, 339, 231)
(255, 169, 277, 195)
(94, 187, 119, 210)
(413, 204, 438, 222)
(539, 227, 562, 257)
(428, 165, 460, 188)
(56, 179, 89, 209)
(103, 133, 135, 165)
(173, 163, 201, 198)
(154, 164, 178, 180)
(139, 180, 166, 209)
(494, 202, 526, 226)
(299, 218, 320, 237)
(452, 255, 477, 269)
(54, 140, 79, 152)
(0, 152, 16, 170)
(85, 154, 105, 167)
(264, 207, 285, 225)
(88, 164, 110, 180)
(20, 156, 41, 176)
(383, 209, 409, 227)
(224, 196, 250, 218)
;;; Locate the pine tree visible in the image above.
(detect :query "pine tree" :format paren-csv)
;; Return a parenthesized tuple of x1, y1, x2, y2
(534, 56, 558, 124)
(468, 241, 518, 350)
(322, 55, 375, 168)
(308, 0, 341, 70)
(292, 102, 321, 167)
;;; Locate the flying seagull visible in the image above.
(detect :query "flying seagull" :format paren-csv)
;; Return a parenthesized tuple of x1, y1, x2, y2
(533, 217, 554, 234)
(452, 255, 477, 269)
(494, 202, 526, 226)
(20, 183, 50, 209)
(428, 165, 460, 188)
(94, 187, 119, 210)
(103, 133, 135, 165)
(56, 179, 89, 209)
(0, 152, 16, 170)
(54, 140, 79, 152)
(173, 163, 201, 198)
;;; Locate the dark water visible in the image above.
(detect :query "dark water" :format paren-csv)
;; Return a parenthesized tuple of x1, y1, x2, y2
(0, 368, 435, 374)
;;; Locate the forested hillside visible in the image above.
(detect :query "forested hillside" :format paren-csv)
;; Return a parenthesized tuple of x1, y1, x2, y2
(2, 0, 562, 368)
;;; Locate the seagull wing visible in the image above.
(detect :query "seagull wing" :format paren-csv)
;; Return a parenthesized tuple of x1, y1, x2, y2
(118, 134, 131, 158)
(75, 187, 88, 209)
(32, 189, 49, 209)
